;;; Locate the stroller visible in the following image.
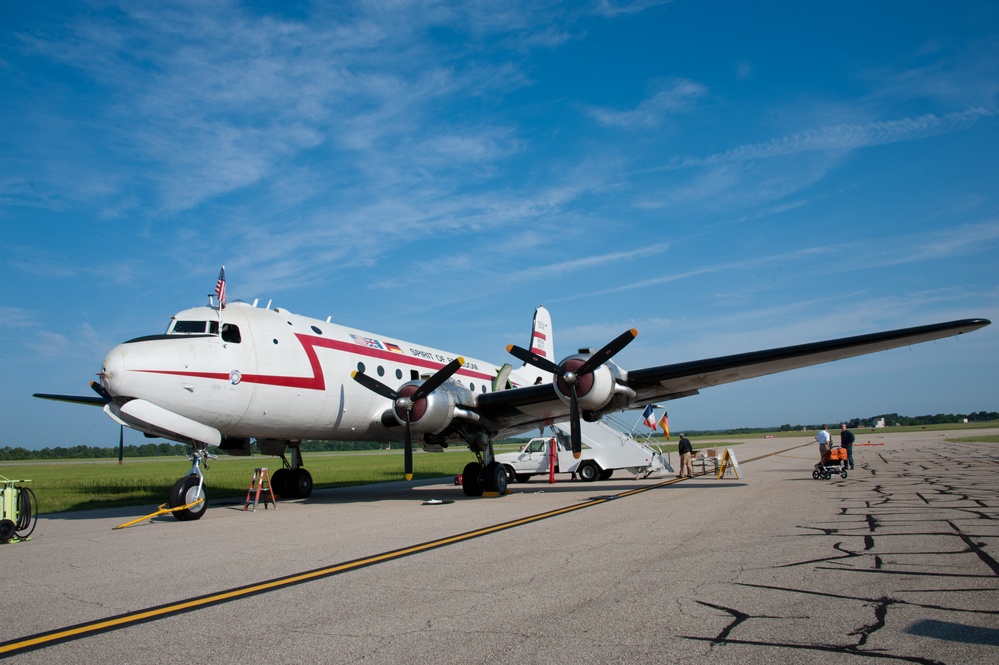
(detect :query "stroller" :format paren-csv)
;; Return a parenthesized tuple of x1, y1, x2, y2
(813, 446, 849, 479)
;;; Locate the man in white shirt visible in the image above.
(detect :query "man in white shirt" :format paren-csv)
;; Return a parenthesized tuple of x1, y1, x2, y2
(816, 425, 831, 464)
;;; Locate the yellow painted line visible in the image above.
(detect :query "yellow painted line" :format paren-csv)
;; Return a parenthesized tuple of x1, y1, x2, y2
(0, 441, 809, 657)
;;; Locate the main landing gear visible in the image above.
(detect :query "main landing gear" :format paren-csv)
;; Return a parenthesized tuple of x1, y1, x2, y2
(461, 461, 509, 497)
(268, 444, 314, 500)
(461, 434, 508, 497)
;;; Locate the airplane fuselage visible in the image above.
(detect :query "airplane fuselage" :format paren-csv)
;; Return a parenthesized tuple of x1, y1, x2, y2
(101, 302, 510, 445)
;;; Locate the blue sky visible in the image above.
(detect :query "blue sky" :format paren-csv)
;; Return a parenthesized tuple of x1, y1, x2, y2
(2, 1, 997, 449)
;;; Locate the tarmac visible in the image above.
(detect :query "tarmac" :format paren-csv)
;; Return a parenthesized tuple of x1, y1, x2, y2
(1, 428, 997, 664)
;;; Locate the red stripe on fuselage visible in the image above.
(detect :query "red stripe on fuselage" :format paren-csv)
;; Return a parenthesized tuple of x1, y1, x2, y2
(136, 334, 495, 390)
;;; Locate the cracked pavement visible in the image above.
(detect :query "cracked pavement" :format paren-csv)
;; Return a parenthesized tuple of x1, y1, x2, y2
(2, 429, 996, 663)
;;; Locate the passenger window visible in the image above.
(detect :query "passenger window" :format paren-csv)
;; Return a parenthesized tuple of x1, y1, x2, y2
(221, 324, 241, 343)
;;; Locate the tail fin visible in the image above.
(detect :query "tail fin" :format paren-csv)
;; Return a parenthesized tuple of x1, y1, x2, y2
(510, 305, 554, 387)
(529, 305, 554, 363)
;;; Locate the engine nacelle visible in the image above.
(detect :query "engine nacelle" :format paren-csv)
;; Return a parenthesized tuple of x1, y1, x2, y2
(393, 380, 475, 435)
(552, 353, 626, 413)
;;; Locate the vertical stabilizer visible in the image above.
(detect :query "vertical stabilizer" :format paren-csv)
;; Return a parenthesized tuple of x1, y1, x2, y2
(509, 305, 555, 387)
(530, 305, 554, 362)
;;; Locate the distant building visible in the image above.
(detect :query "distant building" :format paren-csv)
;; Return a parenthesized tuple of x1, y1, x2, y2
(873, 418, 886, 428)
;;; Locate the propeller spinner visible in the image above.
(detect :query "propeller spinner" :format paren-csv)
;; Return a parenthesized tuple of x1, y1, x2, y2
(352, 357, 465, 480)
(508, 328, 637, 458)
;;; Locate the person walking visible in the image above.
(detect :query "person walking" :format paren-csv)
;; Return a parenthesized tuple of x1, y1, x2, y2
(840, 423, 856, 470)
(678, 433, 694, 478)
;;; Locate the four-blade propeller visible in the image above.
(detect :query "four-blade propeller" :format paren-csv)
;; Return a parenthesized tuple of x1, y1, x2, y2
(507, 328, 637, 458)
(352, 357, 465, 480)
(90, 381, 125, 464)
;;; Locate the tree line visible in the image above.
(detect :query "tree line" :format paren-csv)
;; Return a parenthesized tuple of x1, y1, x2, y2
(774, 411, 999, 433)
(0, 438, 523, 461)
(3, 412, 994, 461)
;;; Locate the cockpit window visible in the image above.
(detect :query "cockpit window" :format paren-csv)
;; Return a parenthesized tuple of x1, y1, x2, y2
(221, 324, 241, 343)
(170, 320, 221, 335)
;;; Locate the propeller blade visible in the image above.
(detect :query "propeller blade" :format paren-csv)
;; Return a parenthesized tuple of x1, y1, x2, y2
(506, 344, 561, 375)
(576, 328, 637, 376)
(355, 360, 464, 482)
(412, 357, 465, 401)
(403, 412, 414, 481)
(350, 371, 399, 401)
(90, 380, 113, 404)
(569, 385, 581, 458)
(118, 425, 124, 465)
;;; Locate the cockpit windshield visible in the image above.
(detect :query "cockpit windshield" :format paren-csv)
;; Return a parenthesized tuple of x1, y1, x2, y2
(169, 320, 220, 335)
(167, 318, 241, 343)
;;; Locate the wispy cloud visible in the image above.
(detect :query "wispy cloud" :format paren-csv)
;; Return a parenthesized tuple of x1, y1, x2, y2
(585, 78, 707, 129)
(672, 109, 994, 168)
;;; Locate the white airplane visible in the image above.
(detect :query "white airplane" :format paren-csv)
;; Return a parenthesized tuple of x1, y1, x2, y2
(34, 278, 990, 521)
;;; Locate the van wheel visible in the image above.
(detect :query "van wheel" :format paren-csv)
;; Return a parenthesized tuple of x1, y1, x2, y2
(514, 474, 532, 483)
(599, 469, 614, 480)
(577, 461, 600, 482)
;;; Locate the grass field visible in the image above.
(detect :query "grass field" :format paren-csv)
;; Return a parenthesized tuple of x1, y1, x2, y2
(3, 423, 995, 515)
(0, 449, 487, 515)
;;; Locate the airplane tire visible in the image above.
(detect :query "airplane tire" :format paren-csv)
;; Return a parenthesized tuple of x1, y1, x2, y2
(290, 469, 313, 499)
(270, 469, 291, 498)
(577, 460, 600, 482)
(486, 462, 508, 494)
(461, 462, 484, 497)
(169, 475, 207, 521)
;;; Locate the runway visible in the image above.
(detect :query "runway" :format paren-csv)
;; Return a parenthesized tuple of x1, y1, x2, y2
(2, 429, 997, 663)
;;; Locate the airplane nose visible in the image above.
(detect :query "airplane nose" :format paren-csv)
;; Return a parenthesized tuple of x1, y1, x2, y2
(102, 344, 126, 397)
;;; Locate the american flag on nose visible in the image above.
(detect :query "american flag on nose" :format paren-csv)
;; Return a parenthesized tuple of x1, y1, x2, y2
(215, 266, 227, 309)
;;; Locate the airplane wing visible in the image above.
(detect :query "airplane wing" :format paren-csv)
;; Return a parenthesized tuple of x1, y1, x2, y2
(475, 318, 990, 437)
(32, 393, 107, 407)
